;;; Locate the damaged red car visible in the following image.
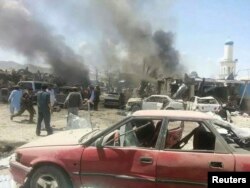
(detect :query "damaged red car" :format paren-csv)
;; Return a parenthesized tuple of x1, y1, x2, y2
(10, 110, 250, 188)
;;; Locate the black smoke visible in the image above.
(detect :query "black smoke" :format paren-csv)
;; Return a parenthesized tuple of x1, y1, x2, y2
(154, 31, 179, 71)
(89, 0, 184, 79)
(144, 30, 183, 78)
(0, 0, 89, 85)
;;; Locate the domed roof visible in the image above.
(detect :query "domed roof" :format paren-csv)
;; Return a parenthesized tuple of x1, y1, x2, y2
(225, 41, 234, 45)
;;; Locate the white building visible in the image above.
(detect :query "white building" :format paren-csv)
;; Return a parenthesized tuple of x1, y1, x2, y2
(219, 41, 237, 79)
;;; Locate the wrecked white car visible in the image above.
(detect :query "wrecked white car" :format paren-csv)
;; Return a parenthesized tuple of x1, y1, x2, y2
(126, 95, 184, 112)
(186, 96, 221, 112)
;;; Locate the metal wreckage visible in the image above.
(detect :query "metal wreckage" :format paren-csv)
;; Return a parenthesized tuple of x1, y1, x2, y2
(157, 74, 250, 112)
(1, 65, 250, 115)
(136, 73, 250, 114)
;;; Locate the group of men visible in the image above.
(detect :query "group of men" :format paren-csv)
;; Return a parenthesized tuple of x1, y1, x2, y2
(8, 84, 54, 136)
(8, 84, 101, 136)
(64, 85, 101, 117)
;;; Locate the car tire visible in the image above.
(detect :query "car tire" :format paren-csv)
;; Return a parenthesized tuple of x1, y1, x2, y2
(131, 105, 141, 112)
(29, 165, 72, 188)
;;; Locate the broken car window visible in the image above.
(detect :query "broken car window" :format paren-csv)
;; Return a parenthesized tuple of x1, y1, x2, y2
(165, 120, 216, 151)
(101, 118, 163, 148)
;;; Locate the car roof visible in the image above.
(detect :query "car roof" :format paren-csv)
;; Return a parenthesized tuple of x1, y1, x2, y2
(132, 110, 215, 120)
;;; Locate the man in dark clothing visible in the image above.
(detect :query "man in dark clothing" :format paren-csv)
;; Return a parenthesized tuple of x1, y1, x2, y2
(36, 85, 53, 136)
(64, 87, 83, 116)
(119, 92, 126, 110)
(88, 85, 95, 110)
(11, 89, 35, 123)
(93, 86, 101, 111)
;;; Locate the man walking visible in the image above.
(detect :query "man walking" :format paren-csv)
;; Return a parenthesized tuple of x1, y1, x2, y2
(11, 89, 35, 123)
(88, 85, 95, 110)
(36, 84, 53, 136)
(64, 87, 83, 117)
(8, 85, 22, 117)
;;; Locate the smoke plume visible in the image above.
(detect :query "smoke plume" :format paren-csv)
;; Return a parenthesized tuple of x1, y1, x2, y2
(0, 0, 89, 85)
(90, 0, 184, 79)
(35, 0, 184, 79)
(0, 0, 184, 85)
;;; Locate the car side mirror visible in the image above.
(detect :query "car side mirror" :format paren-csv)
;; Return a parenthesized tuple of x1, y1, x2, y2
(95, 137, 104, 149)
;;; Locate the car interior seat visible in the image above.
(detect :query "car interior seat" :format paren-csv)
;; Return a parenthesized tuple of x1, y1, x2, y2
(193, 126, 215, 150)
(135, 120, 155, 147)
(165, 121, 184, 148)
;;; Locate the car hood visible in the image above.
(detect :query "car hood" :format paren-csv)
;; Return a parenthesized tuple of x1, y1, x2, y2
(20, 128, 94, 148)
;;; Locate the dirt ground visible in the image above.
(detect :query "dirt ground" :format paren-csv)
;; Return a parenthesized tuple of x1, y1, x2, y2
(0, 103, 124, 151)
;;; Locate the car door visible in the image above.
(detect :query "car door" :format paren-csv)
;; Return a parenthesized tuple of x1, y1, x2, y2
(156, 119, 235, 188)
(142, 96, 163, 110)
(80, 118, 162, 188)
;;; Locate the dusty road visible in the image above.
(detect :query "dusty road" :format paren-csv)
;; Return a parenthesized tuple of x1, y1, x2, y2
(0, 103, 123, 150)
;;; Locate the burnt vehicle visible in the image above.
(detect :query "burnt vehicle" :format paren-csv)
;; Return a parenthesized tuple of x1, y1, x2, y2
(102, 92, 124, 108)
(10, 110, 250, 188)
(186, 96, 221, 112)
(126, 94, 184, 112)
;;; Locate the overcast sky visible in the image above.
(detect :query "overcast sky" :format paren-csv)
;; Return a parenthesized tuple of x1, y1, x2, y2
(0, 0, 249, 78)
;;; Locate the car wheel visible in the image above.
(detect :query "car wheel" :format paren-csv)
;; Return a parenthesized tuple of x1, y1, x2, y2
(29, 165, 72, 188)
(131, 105, 141, 112)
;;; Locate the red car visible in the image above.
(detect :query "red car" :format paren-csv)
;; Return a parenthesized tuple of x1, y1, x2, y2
(10, 110, 250, 188)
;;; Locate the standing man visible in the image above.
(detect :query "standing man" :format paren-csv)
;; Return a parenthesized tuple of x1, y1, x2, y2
(88, 85, 95, 110)
(93, 86, 101, 111)
(47, 85, 56, 108)
(8, 85, 22, 117)
(64, 87, 83, 116)
(40, 86, 56, 130)
(36, 84, 53, 136)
